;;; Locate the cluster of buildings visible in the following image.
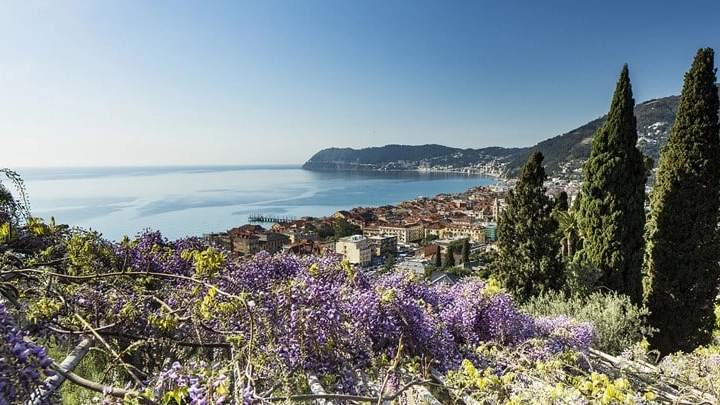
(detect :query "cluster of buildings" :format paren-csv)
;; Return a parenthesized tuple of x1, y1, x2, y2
(204, 177, 581, 270)
(205, 186, 506, 268)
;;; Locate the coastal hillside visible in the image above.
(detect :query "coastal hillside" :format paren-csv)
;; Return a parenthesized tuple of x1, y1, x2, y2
(301, 144, 528, 176)
(304, 89, 719, 178)
(505, 94, 680, 177)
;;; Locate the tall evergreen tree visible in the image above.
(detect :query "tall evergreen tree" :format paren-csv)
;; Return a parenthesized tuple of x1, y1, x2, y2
(444, 246, 455, 268)
(576, 64, 647, 304)
(555, 191, 570, 212)
(434, 245, 442, 268)
(644, 48, 720, 356)
(492, 151, 563, 302)
(461, 238, 470, 264)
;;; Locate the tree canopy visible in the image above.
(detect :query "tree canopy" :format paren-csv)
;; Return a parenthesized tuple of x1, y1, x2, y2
(492, 151, 563, 302)
(576, 64, 647, 304)
(644, 48, 720, 356)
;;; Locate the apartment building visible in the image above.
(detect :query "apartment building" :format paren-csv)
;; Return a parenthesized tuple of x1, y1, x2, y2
(335, 234, 372, 267)
(378, 223, 424, 244)
(444, 223, 486, 244)
(367, 235, 398, 257)
(257, 232, 291, 254)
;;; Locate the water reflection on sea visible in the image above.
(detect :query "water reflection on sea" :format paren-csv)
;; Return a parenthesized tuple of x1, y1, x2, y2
(19, 165, 496, 242)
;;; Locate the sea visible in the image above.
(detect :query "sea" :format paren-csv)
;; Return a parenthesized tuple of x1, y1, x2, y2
(16, 165, 498, 242)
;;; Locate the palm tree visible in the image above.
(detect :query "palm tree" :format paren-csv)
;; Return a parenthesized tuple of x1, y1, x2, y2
(555, 209, 579, 258)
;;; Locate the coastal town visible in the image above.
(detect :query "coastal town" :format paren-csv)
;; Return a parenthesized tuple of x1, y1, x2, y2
(204, 172, 582, 277)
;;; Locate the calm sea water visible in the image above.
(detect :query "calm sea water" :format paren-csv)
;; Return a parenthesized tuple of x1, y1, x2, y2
(18, 165, 496, 242)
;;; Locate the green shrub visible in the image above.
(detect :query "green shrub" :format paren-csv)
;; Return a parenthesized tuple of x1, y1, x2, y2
(522, 290, 655, 355)
(562, 260, 601, 299)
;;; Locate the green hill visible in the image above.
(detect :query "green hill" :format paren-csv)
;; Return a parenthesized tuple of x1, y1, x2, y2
(303, 89, 718, 179)
(302, 144, 528, 174)
(505, 95, 679, 177)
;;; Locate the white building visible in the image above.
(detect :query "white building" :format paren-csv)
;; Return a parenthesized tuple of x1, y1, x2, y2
(335, 235, 372, 267)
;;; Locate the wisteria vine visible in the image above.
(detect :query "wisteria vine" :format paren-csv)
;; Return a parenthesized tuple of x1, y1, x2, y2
(11, 227, 717, 404)
(0, 229, 603, 404)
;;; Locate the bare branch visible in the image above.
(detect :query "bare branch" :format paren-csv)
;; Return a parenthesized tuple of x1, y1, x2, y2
(73, 312, 145, 386)
(27, 337, 95, 405)
(50, 365, 161, 405)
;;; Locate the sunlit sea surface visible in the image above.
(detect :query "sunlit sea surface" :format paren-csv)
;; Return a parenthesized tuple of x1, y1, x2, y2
(18, 165, 497, 242)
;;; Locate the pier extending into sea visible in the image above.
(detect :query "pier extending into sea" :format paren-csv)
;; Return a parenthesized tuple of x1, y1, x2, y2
(248, 214, 296, 223)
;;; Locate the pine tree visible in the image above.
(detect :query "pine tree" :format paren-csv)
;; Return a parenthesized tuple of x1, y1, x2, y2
(492, 151, 563, 302)
(576, 64, 647, 304)
(644, 48, 720, 356)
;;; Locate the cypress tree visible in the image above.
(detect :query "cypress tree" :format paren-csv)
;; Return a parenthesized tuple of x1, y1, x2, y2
(444, 246, 455, 268)
(461, 238, 470, 264)
(576, 64, 647, 304)
(492, 150, 563, 302)
(644, 48, 720, 356)
(434, 245, 442, 268)
(555, 191, 569, 212)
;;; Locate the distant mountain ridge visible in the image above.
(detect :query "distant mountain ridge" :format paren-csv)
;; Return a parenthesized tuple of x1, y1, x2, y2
(504, 94, 680, 177)
(303, 89, 718, 179)
(302, 144, 527, 176)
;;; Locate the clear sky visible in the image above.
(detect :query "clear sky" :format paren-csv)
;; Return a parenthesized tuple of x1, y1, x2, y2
(1, 0, 719, 167)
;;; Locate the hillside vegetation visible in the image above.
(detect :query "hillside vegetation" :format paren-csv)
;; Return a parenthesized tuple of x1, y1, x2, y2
(302, 144, 527, 173)
(303, 90, 720, 179)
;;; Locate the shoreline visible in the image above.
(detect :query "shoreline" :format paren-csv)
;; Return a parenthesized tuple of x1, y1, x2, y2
(301, 166, 508, 180)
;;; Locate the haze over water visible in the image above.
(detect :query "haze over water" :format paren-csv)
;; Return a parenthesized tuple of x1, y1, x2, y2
(19, 165, 496, 242)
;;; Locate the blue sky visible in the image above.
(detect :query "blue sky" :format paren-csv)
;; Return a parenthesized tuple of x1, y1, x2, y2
(1, 0, 719, 167)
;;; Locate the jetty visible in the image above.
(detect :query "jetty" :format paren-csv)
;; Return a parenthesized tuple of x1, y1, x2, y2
(247, 214, 296, 223)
